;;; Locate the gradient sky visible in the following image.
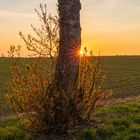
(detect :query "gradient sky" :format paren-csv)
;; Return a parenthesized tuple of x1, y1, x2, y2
(0, 0, 140, 56)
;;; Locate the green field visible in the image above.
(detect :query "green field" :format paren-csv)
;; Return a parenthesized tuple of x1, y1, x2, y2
(0, 56, 140, 114)
(0, 97, 140, 140)
(101, 56, 140, 97)
(0, 56, 140, 104)
(0, 56, 140, 139)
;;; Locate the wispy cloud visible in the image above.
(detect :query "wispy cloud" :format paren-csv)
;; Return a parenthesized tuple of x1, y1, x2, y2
(0, 0, 57, 14)
(0, 10, 35, 18)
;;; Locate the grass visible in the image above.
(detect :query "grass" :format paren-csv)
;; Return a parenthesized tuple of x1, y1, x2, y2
(78, 98, 140, 140)
(96, 99, 140, 140)
(101, 56, 140, 97)
(1, 99, 140, 140)
(0, 116, 32, 140)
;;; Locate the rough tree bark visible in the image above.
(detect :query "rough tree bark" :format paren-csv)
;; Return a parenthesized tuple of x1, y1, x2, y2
(55, 0, 81, 91)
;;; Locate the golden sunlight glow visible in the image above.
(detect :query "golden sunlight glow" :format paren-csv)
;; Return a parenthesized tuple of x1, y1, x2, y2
(79, 49, 84, 56)
(1, 1, 140, 56)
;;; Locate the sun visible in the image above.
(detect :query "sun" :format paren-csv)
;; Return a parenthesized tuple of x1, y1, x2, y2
(79, 49, 83, 56)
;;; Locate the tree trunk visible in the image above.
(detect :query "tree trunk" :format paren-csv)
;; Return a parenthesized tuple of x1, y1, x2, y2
(56, 0, 81, 91)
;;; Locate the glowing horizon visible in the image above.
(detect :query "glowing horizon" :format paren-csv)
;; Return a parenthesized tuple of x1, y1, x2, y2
(0, 0, 140, 56)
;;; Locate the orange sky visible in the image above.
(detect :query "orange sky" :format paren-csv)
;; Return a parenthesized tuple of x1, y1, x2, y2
(0, 0, 140, 56)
